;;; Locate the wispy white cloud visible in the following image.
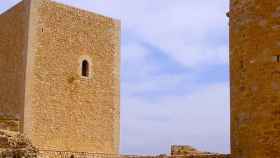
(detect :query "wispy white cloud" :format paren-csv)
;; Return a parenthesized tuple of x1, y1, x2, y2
(55, 0, 229, 69)
(1, 0, 229, 69)
(121, 83, 230, 154)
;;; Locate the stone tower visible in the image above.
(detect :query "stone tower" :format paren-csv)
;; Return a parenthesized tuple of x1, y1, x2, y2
(230, 0, 280, 157)
(0, 0, 120, 154)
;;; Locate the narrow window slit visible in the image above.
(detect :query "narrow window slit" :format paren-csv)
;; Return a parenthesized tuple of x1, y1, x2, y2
(82, 60, 89, 77)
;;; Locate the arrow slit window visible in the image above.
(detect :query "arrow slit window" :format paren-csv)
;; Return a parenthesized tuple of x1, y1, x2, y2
(82, 60, 89, 77)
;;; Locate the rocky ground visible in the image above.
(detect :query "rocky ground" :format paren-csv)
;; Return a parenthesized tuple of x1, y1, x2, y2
(0, 130, 38, 158)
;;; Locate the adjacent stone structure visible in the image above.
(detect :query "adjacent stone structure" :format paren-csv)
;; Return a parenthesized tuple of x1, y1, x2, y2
(169, 145, 229, 158)
(171, 145, 212, 156)
(124, 149, 229, 158)
(230, 0, 280, 158)
(0, 0, 120, 154)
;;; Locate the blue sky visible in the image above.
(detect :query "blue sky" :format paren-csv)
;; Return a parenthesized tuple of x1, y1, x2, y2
(1, 0, 230, 155)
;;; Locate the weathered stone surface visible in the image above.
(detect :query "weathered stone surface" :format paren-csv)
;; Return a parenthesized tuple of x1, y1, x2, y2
(230, 0, 280, 158)
(171, 145, 212, 156)
(0, 119, 20, 132)
(0, 0, 26, 130)
(0, 0, 120, 154)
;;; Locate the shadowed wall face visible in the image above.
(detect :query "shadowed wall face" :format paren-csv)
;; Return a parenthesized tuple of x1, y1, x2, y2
(24, 0, 120, 153)
(230, 0, 280, 158)
(0, 2, 26, 130)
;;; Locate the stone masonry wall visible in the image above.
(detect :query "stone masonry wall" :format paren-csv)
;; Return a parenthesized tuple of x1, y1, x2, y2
(0, 119, 20, 132)
(0, 2, 26, 127)
(171, 145, 211, 156)
(230, 0, 280, 158)
(24, 0, 120, 154)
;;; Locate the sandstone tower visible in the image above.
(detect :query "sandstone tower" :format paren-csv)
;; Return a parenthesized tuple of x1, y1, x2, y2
(0, 0, 120, 154)
(230, 0, 280, 157)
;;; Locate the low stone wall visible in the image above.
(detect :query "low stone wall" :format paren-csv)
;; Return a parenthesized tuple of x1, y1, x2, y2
(171, 155, 230, 158)
(0, 133, 230, 158)
(123, 154, 230, 158)
(0, 115, 20, 132)
(38, 150, 119, 158)
(171, 145, 202, 156)
(0, 149, 230, 158)
(168, 145, 229, 158)
(0, 120, 19, 132)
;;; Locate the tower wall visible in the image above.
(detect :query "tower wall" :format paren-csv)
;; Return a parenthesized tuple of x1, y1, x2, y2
(230, 0, 280, 157)
(24, 0, 120, 154)
(0, 2, 27, 131)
